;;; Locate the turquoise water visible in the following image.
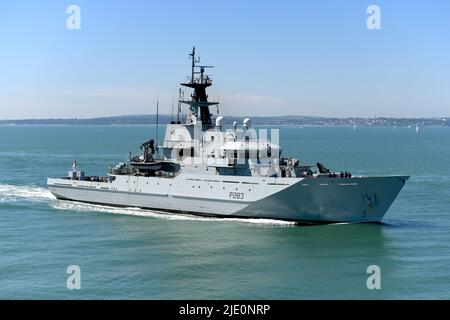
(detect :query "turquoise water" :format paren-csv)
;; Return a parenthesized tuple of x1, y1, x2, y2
(1, 125, 450, 299)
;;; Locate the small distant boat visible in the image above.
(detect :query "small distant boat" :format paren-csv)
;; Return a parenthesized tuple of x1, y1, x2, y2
(416, 124, 419, 133)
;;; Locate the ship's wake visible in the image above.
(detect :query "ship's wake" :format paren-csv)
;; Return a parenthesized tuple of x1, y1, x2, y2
(51, 200, 297, 226)
(0, 183, 295, 226)
(0, 183, 55, 203)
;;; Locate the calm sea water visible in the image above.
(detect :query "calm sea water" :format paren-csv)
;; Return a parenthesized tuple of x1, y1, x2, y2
(1, 125, 450, 299)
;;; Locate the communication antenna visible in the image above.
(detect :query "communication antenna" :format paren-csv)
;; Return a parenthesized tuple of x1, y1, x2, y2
(177, 88, 182, 123)
(156, 90, 159, 154)
(217, 93, 220, 114)
(171, 92, 174, 123)
(189, 47, 199, 83)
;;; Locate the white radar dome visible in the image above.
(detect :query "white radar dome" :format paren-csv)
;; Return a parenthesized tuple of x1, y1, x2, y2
(243, 117, 251, 129)
(215, 116, 224, 128)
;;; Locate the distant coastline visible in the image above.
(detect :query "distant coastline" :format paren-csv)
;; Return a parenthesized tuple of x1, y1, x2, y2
(0, 114, 448, 127)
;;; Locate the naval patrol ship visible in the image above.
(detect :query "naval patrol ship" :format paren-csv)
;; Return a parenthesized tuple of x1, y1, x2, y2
(47, 48, 408, 223)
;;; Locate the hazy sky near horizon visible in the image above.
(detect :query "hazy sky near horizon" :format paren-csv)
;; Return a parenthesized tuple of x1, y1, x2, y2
(0, 0, 449, 119)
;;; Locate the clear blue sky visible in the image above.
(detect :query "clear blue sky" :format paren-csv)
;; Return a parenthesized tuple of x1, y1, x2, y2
(0, 0, 449, 119)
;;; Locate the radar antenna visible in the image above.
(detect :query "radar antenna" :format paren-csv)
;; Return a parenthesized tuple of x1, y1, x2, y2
(180, 47, 219, 130)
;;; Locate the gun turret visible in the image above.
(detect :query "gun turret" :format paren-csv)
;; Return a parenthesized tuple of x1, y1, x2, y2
(316, 162, 330, 174)
(140, 139, 155, 162)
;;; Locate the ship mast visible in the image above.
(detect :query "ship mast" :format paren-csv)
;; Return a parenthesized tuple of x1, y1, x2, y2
(180, 47, 218, 130)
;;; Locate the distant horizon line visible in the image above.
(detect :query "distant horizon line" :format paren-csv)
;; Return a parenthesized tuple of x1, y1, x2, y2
(1, 114, 449, 121)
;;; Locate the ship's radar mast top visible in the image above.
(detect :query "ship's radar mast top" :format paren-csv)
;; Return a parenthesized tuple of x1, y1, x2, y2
(188, 46, 214, 85)
(180, 47, 218, 130)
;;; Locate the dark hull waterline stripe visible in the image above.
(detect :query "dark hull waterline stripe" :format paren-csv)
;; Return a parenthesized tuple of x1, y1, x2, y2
(52, 196, 349, 226)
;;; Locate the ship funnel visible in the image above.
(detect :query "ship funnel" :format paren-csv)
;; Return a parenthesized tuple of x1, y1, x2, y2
(243, 118, 251, 130)
(215, 116, 224, 128)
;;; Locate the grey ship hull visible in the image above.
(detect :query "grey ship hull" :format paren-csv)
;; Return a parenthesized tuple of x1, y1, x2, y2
(48, 174, 408, 223)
